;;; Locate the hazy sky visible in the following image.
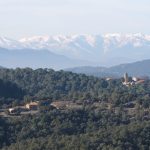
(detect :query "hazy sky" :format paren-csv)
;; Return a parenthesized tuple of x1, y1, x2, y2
(0, 0, 150, 39)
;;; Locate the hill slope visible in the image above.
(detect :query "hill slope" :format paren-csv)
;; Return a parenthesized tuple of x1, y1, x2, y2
(0, 48, 95, 69)
(66, 59, 150, 77)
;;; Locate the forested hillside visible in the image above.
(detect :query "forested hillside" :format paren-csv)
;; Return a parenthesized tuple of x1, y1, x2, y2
(0, 68, 123, 104)
(0, 68, 150, 149)
(0, 79, 24, 99)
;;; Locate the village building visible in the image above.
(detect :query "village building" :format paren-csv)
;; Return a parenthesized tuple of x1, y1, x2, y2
(135, 80, 145, 84)
(9, 108, 17, 114)
(8, 106, 25, 114)
(25, 101, 39, 110)
(132, 77, 139, 82)
(106, 78, 113, 81)
(123, 73, 145, 86)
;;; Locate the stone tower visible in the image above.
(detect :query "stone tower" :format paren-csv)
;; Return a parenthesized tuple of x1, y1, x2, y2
(124, 72, 128, 83)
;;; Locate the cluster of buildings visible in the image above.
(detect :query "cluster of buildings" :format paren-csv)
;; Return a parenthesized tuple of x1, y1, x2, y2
(123, 73, 146, 86)
(8, 100, 83, 115)
(8, 101, 39, 114)
(6, 73, 148, 115)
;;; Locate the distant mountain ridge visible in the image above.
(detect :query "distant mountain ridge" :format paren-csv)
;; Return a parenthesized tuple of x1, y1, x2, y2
(0, 34, 150, 67)
(0, 47, 96, 69)
(66, 59, 150, 77)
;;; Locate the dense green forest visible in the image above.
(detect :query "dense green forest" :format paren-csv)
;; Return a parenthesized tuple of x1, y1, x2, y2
(0, 68, 150, 150)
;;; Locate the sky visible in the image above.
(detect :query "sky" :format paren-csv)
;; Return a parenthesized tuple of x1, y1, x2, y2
(0, 0, 150, 39)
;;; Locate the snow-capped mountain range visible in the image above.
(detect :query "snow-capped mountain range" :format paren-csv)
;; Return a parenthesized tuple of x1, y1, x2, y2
(0, 33, 150, 68)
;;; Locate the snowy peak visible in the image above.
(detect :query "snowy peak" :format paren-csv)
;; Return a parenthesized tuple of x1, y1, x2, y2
(0, 33, 150, 49)
(18, 35, 99, 60)
(20, 35, 50, 43)
(0, 37, 24, 49)
(0, 33, 150, 66)
(103, 33, 150, 49)
(1, 33, 150, 50)
(19, 34, 96, 46)
(19, 33, 150, 49)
